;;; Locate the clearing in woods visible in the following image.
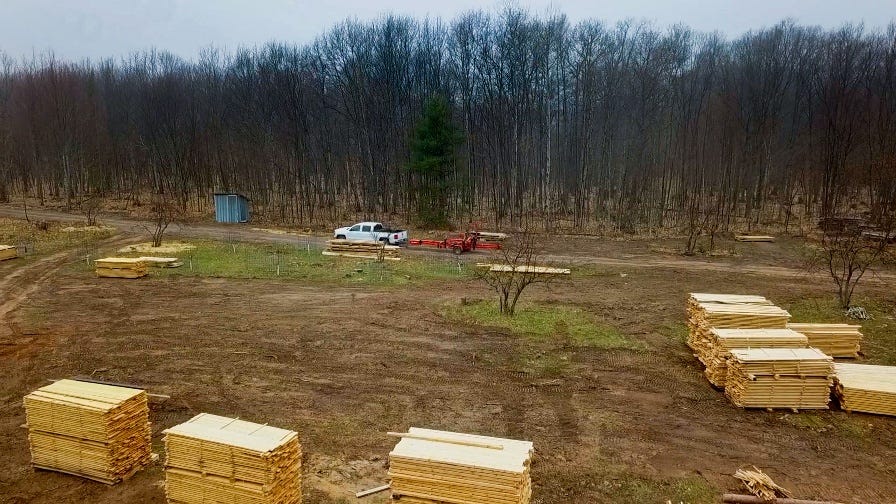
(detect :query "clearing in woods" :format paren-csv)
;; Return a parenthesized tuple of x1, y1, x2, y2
(0, 214, 895, 504)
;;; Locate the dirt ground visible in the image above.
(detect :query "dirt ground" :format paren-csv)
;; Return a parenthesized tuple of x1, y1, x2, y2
(1, 217, 895, 503)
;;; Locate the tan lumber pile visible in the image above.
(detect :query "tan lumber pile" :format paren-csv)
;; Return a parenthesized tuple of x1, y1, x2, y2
(787, 323, 863, 358)
(725, 348, 834, 410)
(477, 231, 508, 242)
(24, 379, 152, 484)
(388, 427, 533, 504)
(95, 257, 148, 278)
(0, 244, 18, 261)
(478, 264, 571, 275)
(323, 239, 400, 261)
(702, 329, 809, 387)
(734, 235, 776, 242)
(163, 413, 302, 504)
(137, 256, 182, 268)
(833, 363, 896, 416)
(686, 293, 789, 350)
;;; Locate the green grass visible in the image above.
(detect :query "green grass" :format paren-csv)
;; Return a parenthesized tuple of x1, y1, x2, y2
(0, 217, 114, 259)
(110, 240, 470, 287)
(442, 300, 635, 349)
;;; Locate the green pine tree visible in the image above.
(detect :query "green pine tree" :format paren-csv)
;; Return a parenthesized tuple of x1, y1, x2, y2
(408, 96, 463, 228)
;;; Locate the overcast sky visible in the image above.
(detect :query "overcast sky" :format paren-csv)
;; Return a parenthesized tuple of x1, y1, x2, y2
(1, 0, 893, 62)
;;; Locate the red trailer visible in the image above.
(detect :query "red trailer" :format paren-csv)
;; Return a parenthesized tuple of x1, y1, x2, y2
(409, 232, 501, 254)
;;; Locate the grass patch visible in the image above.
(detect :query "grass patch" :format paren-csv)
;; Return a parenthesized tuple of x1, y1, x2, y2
(0, 217, 114, 259)
(618, 475, 717, 504)
(443, 300, 635, 349)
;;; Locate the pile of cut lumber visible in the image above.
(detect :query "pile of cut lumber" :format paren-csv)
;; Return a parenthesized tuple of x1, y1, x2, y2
(687, 293, 789, 351)
(164, 413, 302, 504)
(136, 256, 182, 268)
(24, 379, 152, 484)
(478, 264, 571, 275)
(734, 235, 776, 242)
(95, 257, 148, 278)
(389, 427, 533, 504)
(0, 244, 17, 261)
(323, 239, 400, 261)
(701, 329, 809, 387)
(725, 348, 834, 410)
(787, 323, 863, 358)
(833, 363, 896, 416)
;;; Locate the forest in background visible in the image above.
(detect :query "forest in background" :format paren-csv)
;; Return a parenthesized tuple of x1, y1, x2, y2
(0, 9, 894, 233)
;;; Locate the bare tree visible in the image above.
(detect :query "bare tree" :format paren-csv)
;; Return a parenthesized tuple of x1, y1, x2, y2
(145, 192, 181, 247)
(80, 194, 103, 226)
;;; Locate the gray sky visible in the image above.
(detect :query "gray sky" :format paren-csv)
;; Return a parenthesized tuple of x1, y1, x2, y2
(1, 0, 893, 62)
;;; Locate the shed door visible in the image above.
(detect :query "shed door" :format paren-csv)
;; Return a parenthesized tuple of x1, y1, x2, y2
(228, 195, 238, 222)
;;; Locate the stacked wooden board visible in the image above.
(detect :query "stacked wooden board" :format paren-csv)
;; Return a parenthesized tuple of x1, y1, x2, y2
(164, 413, 301, 504)
(787, 323, 863, 358)
(23, 379, 152, 484)
(137, 256, 182, 268)
(389, 427, 533, 504)
(725, 348, 834, 410)
(95, 257, 148, 278)
(734, 235, 776, 242)
(478, 264, 571, 275)
(833, 363, 896, 416)
(686, 293, 790, 351)
(701, 329, 809, 387)
(323, 239, 400, 261)
(0, 244, 18, 261)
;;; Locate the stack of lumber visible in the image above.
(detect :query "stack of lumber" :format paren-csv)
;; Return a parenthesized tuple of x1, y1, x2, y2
(164, 413, 301, 504)
(686, 293, 789, 351)
(833, 363, 896, 416)
(734, 235, 776, 242)
(23, 379, 152, 484)
(787, 323, 863, 358)
(479, 264, 571, 275)
(701, 329, 809, 387)
(0, 244, 17, 261)
(725, 348, 834, 410)
(477, 231, 508, 242)
(137, 256, 182, 268)
(95, 257, 148, 278)
(323, 239, 400, 261)
(388, 427, 533, 504)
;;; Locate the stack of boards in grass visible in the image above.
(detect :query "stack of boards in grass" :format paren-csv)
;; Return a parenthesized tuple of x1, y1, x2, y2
(323, 239, 400, 261)
(725, 348, 834, 410)
(701, 328, 809, 387)
(0, 244, 17, 261)
(834, 363, 896, 417)
(686, 293, 790, 351)
(23, 379, 152, 484)
(734, 235, 776, 242)
(388, 428, 534, 504)
(95, 257, 148, 278)
(787, 323, 863, 358)
(164, 413, 301, 504)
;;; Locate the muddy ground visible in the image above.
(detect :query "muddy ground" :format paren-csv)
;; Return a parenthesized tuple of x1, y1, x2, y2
(0, 219, 895, 504)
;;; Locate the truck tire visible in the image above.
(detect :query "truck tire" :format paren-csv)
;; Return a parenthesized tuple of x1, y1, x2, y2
(336, 235, 346, 239)
(453, 246, 463, 255)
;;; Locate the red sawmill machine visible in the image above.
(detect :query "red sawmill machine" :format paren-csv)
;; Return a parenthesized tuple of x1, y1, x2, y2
(408, 226, 503, 255)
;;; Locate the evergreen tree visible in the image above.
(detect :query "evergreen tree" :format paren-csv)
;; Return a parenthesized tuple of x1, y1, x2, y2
(408, 96, 463, 227)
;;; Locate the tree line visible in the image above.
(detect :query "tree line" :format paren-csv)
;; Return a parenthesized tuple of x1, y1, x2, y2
(0, 10, 894, 233)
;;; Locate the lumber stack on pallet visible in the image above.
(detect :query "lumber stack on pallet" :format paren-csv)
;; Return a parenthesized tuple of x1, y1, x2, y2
(702, 329, 809, 387)
(787, 323, 863, 358)
(164, 413, 302, 504)
(725, 348, 834, 410)
(686, 294, 790, 351)
(834, 363, 896, 416)
(137, 256, 183, 268)
(95, 257, 148, 278)
(734, 235, 776, 242)
(24, 379, 152, 484)
(323, 239, 400, 261)
(0, 244, 18, 261)
(388, 427, 534, 504)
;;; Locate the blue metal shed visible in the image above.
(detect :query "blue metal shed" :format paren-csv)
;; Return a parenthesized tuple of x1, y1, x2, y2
(214, 193, 250, 223)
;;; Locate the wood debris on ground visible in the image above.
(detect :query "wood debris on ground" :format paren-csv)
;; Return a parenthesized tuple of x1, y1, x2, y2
(701, 328, 809, 387)
(388, 427, 533, 504)
(734, 235, 776, 242)
(163, 413, 302, 504)
(834, 363, 896, 416)
(95, 257, 148, 278)
(24, 379, 152, 484)
(725, 348, 834, 410)
(0, 244, 18, 261)
(787, 323, 863, 358)
(323, 239, 401, 261)
(734, 466, 792, 501)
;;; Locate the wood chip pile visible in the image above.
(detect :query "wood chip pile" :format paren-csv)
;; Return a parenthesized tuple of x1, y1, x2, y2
(163, 413, 302, 504)
(686, 293, 790, 351)
(725, 348, 834, 410)
(24, 379, 152, 484)
(0, 244, 17, 261)
(787, 323, 863, 358)
(834, 363, 896, 417)
(388, 427, 534, 504)
(95, 257, 148, 278)
(323, 239, 400, 261)
(702, 329, 809, 387)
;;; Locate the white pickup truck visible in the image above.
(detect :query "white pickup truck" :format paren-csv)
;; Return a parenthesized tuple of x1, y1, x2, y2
(333, 222, 408, 245)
